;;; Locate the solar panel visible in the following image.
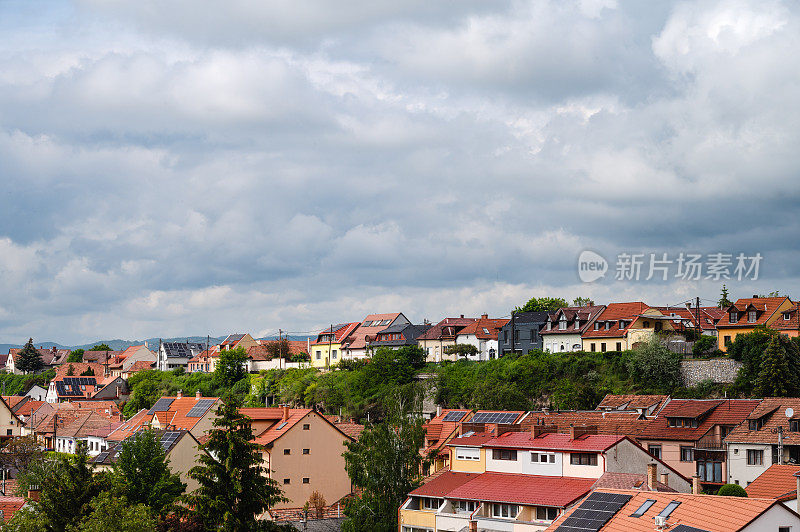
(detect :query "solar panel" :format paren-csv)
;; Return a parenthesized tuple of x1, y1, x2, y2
(470, 412, 518, 424)
(671, 526, 711, 532)
(554, 492, 632, 532)
(443, 411, 467, 422)
(186, 399, 215, 418)
(148, 397, 175, 415)
(95, 452, 109, 463)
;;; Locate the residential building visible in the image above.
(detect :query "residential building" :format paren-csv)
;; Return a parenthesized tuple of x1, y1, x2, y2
(54, 411, 121, 455)
(93, 429, 204, 492)
(219, 333, 259, 352)
(81, 350, 122, 367)
(0, 397, 23, 441)
(308, 323, 359, 368)
(717, 295, 794, 351)
(596, 394, 669, 417)
(45, 363, 107, 403)
(107, 392, 219, 442)
(24, 385, 47, 401)
(545, 488, 800, 532)
(453, 315, 509, 360)
(27, 401, 121, 448)
(341, 313, 411, 359)
(497, 311, 549, 356)
(745, 464, 800, 510)
(655, 306, 725, 337)
(581, 302, 678, 352)
(105, 345, 157, 377)
(6, 345, 70, 374)
(417, 317, 477, 363)
(541, 306, 605, 353)
(725, 398, 800, 487)
(121, 360, 156, 379)
(523, 410, 654, 444)
(770, 302, 800, 338)
(422, 409, 482, 474)
(244, 406, 354, 510)
(370, 323, 432, 351)
(2, 396, 45, 426)
(157, 341, 205, 371)
(637, 398, 760, 491)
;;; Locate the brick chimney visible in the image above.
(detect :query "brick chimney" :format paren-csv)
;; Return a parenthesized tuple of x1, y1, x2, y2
(196, 390, 202, 400)
(660, 472, 669, 488)
(176, 390, 182, 399)
(647, 463, 657, 491)
(569, 425, 598, 440)
(481, 314, 488, 319)
(28, 488, 40, 502)
(469, 520, 477, 532)
(532, 424, 557, 439)
(282, 405, 290, 421)
(692, 475, 701, 495)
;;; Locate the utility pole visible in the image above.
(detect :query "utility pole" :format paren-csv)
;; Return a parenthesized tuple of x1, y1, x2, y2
(279, 329, 283, 369)
(328, 324, 333, 368)
(778, 426, 784, 465)
(510, 310, 516, 356)
(696, 296, 701, 339)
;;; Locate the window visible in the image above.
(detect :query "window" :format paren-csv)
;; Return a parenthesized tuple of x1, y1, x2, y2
(283, 479, 290, 485)
(302, 478, 310, 484)
(455, 500, 477, 513)
(724, 335, 732, 346)
(421, 497, 440, 510)
(536, 507, 559, 521)
(547, 321, 552, 331)
(779, 527, 791, 532)
(643, 321, 650, 328)
(594, 322, 601, 330)
(570, 453, 597, 466)
(590, 343, 596, 352)
(604, 322, 611, 330)
(514, 330, 519, 341)
(331, 350, 337, 359)
(284, 449, 291, 455)
(600, 343, 606, 352)
(303, 448, 310, 455)
(504, 331, 508, 342)
(749, 418, 764, 431)
(648, 445, 662, 460)
(785, 313, 791, 321)
(574, 319, 580, 329)
(456, 447, 480, 461)
(616, 342, 622, 351)
(657, 501, 681, 519)
(316, 351, 321, 360)
(791, 420, 800, 432)
(729, 311, 738, 323)
(747, 449, 764, 465)
(618, 320, 627, 329)
(5, 429, 11, 436)
(483, 327, 490, 334)
(303, 424, 310, 430)
(492, 449, 517, 461)
(492, 503, 517, 518)
(680, 446, 694, 462)
(531, 452, 555, 463)
(630, 499, 656, 517)
(559, 318, 567, 330)
(697, 460, 722, 482)
(748, 310, 757, 323)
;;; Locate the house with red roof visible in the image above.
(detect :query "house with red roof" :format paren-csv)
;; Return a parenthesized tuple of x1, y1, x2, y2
(745, 464, 800, 510)
(340, 313, 410, 360)
(0, 397, 23, 441)
(452, 315, 509, 361)
(401, 424, 688, 531)
(717, 295, 794, 351)
(308, 323, 360, 368)
(581, 302, 678, 352)
(770, 302, 800, 339)
(241, 406, 354, 511)
(107, 392, 219, 443)
(638, 398, 760, 491)
(0, 496, 27, 523)
(417, 316, 477, 362)
(6, 345, 70, 375)
(541, 305, 605, 353)
(105, 344, 156, 377)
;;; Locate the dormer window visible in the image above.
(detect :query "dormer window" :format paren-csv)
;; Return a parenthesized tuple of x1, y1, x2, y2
(547, 321, 552, 331)
(618, 320, 627, 329)
(785, 313, 791, 321)
(604, 322, 611, 330)
(748, 310, 757, 323)
(790, 420, 800, 433)
(749, 418, 764, 431)
(574, 319, 580, 329)
(559, 318, 567, 331)
(594, 322, 601, 331)
(729, 311, 738, 324)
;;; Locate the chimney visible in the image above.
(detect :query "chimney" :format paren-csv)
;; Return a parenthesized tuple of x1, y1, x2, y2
(532, 424, 557, 439)
(570, 425, 598, 440)
(196, 390, 202, 400)
(436, 405, 442, 417)
(692, 475, 701, 495)
(460, 314, 464, 319)
(28, 488, 40, 502)
(282, 404, 290, 421)
(176, 390, 182, 399)
(481, 314, 488, 319)
(660, 472, 669, 487)
(753, 295, 758, 298)
(647, 463, 657, 490)
(469, 520, 477, 532)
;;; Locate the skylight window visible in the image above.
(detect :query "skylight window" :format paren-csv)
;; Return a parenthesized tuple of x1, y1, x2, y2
(275, 422, 287, 430)
(363, 321, 373, 326)
(657, 501, 681, 519)
(630, 499, 656, 517)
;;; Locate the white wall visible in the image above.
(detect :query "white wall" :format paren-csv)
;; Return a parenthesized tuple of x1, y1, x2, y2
(728, 443, 772, 486)
(743, 504, 800, 531)
(542, 333, 583, 353)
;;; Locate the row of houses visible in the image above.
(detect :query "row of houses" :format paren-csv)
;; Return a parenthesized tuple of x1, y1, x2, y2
(403, 394, 800, 531)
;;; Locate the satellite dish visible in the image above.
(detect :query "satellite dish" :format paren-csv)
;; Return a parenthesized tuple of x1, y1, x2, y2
(786, 407, 795, 418)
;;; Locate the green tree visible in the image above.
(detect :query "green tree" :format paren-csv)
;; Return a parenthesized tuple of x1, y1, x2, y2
(718, 285, 732, 308)
(342, 388, 428, 532)
(66, 349, 84, 363)
(0, 435, 44, 473)
(16, 338, 43, 374)
(73, 492, 157, 532)
(445, 344, 479, 358)
(264, 339, 291, 360)
(113, 431, 185, 517)
(692, 336, 717, 357)
(214, 347, 248, 387)
(729, 329, 800, 394)
(66, 364, 75, 376)
(626, 336, 683, 393)
(80, 366, 96, 376)
(183, 395, 286, 531)
(89, 344, 112, 351)
(717, 483, 747, 497)
(516, 297, 569, 313)
(573, 297, 595, 307)
(755, 335, 796, 397)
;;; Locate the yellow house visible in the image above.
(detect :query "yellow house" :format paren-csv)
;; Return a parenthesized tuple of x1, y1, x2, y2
(309, 323, 359, 368)
(582, 303, 677, 352)
(717, 296, 793, 351)
(219, 333, 259, 352)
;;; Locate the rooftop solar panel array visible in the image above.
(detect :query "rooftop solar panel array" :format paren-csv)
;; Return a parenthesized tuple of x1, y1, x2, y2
(186, 399, 215, 418)
(55, 377, 98, 397)
(148, 397, 175, 415)
(442, 411, 468, 423)
(470, 411, 518, 424)
(671, 526, 711, 532)
(554, 492, 632, 532)
(160, 431, 182, 451)
(162, 342, 204, 358)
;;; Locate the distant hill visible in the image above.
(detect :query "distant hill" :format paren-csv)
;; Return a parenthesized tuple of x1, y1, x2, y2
(0, 334, 313, 353)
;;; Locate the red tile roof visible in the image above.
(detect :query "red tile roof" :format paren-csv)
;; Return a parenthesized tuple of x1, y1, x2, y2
(456, 318, 510, 340)
(485, 431, 624, 452)
(445, 472, 596, 507)
(522, 411, 652, 442)
(416, 317, 477, 341)
(248, 408, 314, 446)
(54, 362, 105, 380)
(310, 323, 360, 346)
(592, 472, 676, 492)
(582, 302, 650, 338)
(0, 496, 25, 521)
(541, 305, 606, 336)
(771, 303, 800, 332)
(107, 396, 218, 441)
(726, 398, 800, 445)
(746, 464, 800, 501)
(639, 399, 760, 442)
(57, 411, 122, 438)
(125, 360, 155, 373)
(342, 313, 405, 350)
(717, 296, 791, 329)
(409, 470, 479, 498)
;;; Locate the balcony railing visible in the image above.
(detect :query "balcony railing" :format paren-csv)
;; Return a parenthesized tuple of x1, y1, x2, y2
(694, 435, 725, 451)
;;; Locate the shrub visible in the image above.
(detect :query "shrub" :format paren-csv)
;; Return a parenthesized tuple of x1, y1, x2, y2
(717, 483, 747, 497)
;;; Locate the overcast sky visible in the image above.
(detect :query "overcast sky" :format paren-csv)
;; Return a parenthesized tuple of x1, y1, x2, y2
(1, 0, 800, 344)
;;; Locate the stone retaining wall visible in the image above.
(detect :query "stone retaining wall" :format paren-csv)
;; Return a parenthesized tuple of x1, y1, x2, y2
(681, 358, 742, 387)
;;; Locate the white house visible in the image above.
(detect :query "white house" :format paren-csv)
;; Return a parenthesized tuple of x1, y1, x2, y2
(452, 315, 508, 361)
(541, 305, 605, 353)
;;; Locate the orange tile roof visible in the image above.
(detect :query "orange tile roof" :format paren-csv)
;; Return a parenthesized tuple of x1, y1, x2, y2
(582, 302, 650, 338)
(14, 399, 44, 418)
(726, 397, 800, 445)
(251, 408, 314, 446)
(486, 431, 624, 452)
(522, 410, 652, 442)
(597, 394, 669, 414)
(310, 323, 360, 346)
(0, 496, 26, 522)
(107, 396, 218, 441)
(456, 318, 510, 340)
(54, 362, 105, 380)
(592, 472, 676, 492)
(342, 313, 405, 350)
(746, 464, 800, 501)
(1, 396, 25, 410)
(771, 303, 800, 331)
(717, 296, 791, 329)
(546, 489, 786, 532)
(125, 360, 155, 373)
(639, 399, 760, 442)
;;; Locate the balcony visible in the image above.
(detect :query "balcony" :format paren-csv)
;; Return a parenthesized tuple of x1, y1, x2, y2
(694, 435, 725, 451)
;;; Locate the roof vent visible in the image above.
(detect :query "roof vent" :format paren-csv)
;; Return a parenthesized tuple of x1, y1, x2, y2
(654, 515, 666, 527)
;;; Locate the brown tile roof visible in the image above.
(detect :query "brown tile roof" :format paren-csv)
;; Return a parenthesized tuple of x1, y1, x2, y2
(541, 305, 606, 335)
(726, 397, 800, 445)
(0, 496, 26, 522)
(582, 302, 650, 339)
(770, 303, 800, 332)
(521, 410, 652, 442)
(456, 318, 509, 340)
(746, 464, 800, 501)
(9, 346, 70, 366)
(592, 472, 676, 492)
(81, 350, 122, 364)
(416, 317, 477, 341)
(57, 411, 122, 439)
(310, 322, 360, 346)
(546, 489, 786, 532)
(54, 362, 105, 380)
(639, 399, 760, 442)
(717, 296, 791, 329)
(125, 360, 155, 373)
(14, 399, 44, 418)
(597, 394, 669, 414)
(322, 415, 365, 440)
(342, 313, 405, 350)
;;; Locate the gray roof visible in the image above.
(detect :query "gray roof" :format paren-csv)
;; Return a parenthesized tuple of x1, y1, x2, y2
(161, 342, 204, 358)
(371, 324, 431, 347)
